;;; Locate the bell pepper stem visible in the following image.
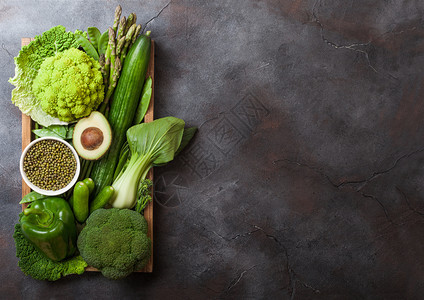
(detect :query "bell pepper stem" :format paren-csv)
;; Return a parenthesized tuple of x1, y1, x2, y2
(23, 208, 54, 226)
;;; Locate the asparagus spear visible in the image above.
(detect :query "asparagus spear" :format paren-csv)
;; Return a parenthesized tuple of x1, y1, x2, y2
(113, 57, 122, 87)
(117, 16, 126, 40)
(120, 24, 136, 65)
(116, 36, 125, 57)
(124, 13, 136, 35)
(112, 5, 122, 34)
(130, 24, 142, 47)
(108, 28, 117, 85)
(99, 54, 107, 86)
(104, 27, 114, 89)
(104, 57, 122, 103)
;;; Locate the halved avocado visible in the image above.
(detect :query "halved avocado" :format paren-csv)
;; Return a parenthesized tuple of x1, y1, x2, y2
(73, 111, 112, 160)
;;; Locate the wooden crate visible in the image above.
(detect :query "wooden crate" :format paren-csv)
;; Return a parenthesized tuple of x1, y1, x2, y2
(20, 37, 154, 273)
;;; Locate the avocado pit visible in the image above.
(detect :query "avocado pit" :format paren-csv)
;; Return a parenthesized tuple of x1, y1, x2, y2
(81, 127, 104, 150)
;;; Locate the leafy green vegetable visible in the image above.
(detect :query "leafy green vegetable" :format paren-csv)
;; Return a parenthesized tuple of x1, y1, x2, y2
(110, 117, 185, 209)
(98, 31, 109, 55)
(13, 223, 87, 281)
(87, 27, 101, 51)
(77, 208, 151, 280)
(49, 125, 67, 138)
(19, 191, 48, 204)
(66, 125, 75, 139)
(75, 33, 99, 60)
(32, 48, 104, 122)
(135, 179, 152, 213)
(32, 128, 63, 139)
(8, 25, 79, 127)
(32, 124, 74, 140)
(176, 127, 198, 156)
(133, 77, 152, 124)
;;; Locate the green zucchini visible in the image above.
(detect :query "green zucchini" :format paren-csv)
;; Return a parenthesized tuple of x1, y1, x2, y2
(90, 34, 151, 196)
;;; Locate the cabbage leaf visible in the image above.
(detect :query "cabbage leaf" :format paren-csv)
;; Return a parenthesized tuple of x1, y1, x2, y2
(8, 25, 79, 126)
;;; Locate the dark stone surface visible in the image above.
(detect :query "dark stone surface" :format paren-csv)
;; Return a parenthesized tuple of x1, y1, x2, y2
(1, 0, 424, 298)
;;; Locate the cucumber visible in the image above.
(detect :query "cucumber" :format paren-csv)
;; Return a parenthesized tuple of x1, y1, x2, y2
(90, 186, 115, 213)
(90, 34, 151, 196)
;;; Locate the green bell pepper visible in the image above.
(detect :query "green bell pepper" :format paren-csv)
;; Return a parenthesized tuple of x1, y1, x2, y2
(20, 197, 77, 262)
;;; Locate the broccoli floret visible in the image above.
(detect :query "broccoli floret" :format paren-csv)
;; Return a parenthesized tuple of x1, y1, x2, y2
(32, 47, 104, 122)
(77, 208, 151, 280)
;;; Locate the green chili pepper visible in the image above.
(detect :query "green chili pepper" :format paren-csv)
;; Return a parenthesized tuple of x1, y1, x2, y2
(82, 178, 95, 194)
(69, 194, 74, 208)
(90, 185, 114, 213)
(72, 181, 90, 223)
(20, 197, 77, 262)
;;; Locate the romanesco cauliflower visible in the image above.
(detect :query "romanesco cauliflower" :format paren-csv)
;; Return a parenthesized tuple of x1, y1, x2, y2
(32, 47, 104, 122)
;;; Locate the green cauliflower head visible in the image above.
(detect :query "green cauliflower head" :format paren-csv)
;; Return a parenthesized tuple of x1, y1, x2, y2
(32, 47, 104, 122)
(77, 208, 151, 280)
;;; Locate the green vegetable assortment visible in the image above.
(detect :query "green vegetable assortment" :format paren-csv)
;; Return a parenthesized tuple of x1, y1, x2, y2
(10, 4, 197, 281)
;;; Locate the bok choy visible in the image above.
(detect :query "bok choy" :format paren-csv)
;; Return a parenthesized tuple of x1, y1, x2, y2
(110, 116, 185, 209)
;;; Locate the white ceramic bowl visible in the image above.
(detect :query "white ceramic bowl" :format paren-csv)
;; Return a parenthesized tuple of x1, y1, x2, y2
(20, 137, 80, 196)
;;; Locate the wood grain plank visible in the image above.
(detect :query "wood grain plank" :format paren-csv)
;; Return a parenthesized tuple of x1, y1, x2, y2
(21, 38, 34, 203)
(140, 41, 155, 273)
(20, 38, 155, 273)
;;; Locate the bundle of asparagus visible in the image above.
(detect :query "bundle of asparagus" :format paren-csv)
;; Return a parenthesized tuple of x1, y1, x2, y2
(100, 5, 146, 109)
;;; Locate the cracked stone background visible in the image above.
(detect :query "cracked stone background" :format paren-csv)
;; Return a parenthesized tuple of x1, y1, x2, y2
(1, 0, 424, 298)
